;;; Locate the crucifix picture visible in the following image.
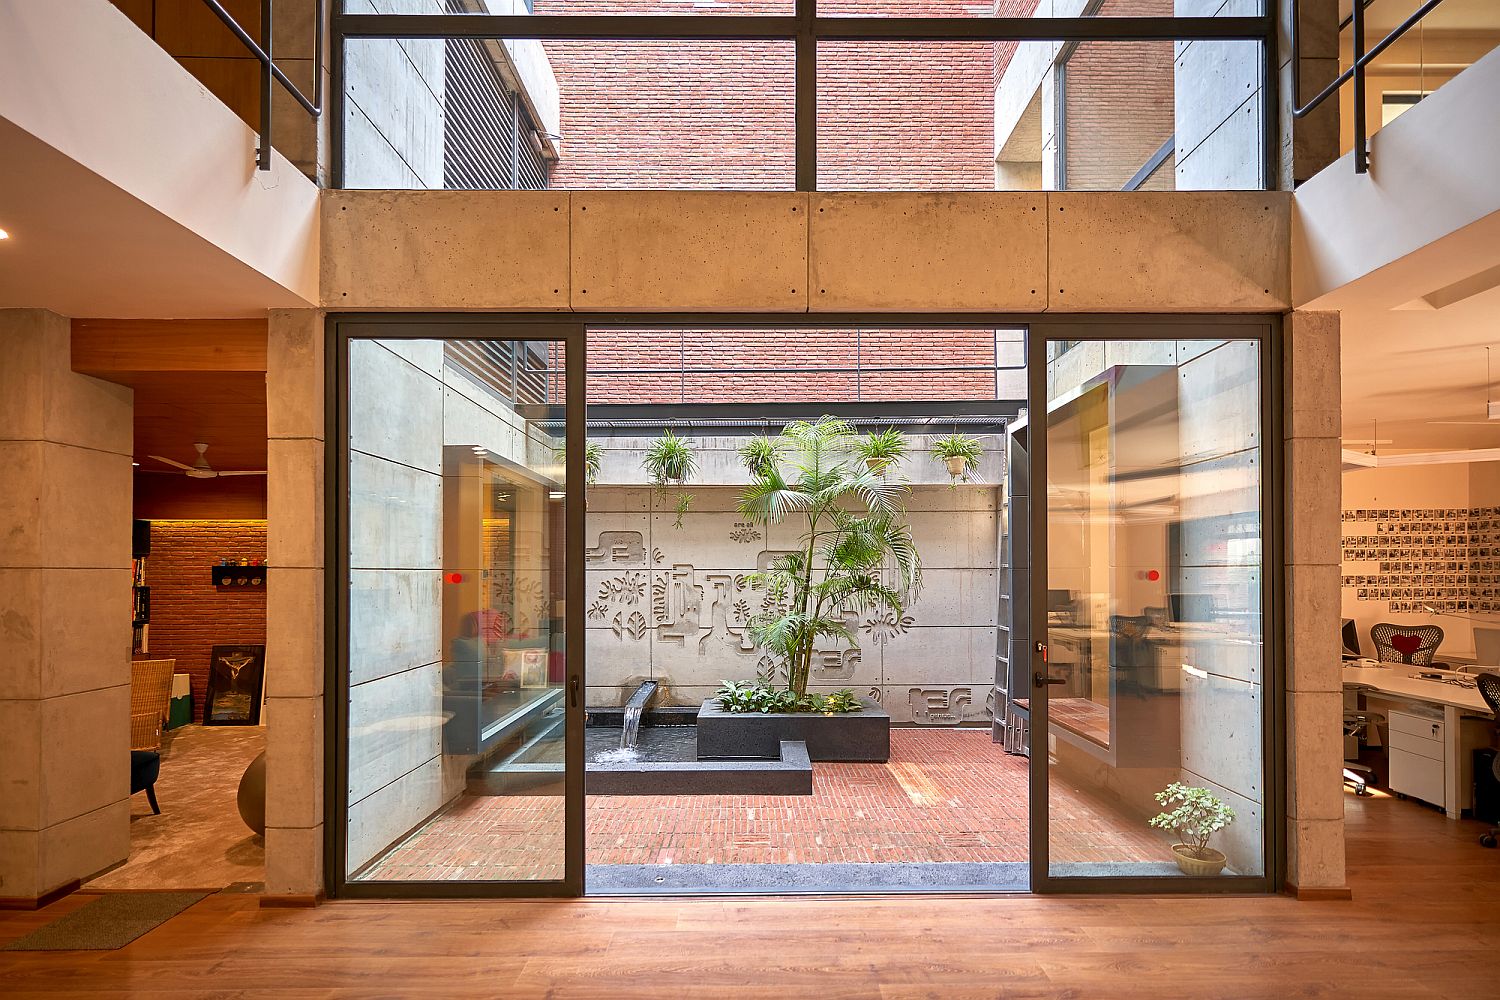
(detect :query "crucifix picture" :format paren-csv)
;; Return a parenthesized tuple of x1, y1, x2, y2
(204, 644, 266, 725)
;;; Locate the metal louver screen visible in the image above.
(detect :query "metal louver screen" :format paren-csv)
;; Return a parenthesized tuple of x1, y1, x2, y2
(442, 35, 551, 191)
(445, 342, 553, 407)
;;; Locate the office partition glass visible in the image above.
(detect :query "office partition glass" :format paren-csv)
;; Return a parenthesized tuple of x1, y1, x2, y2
(1035, 331, 1269, 884)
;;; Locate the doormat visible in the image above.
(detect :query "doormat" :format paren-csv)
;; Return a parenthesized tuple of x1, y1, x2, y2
(2, 892, 209, 951)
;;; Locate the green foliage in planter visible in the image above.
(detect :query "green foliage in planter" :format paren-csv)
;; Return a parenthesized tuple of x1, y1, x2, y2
(854, 427, 909, 473)
(643, 430, 698, 529)
(1148, 782, 1236, 860)
(738, 435, 785, 477)
(930, 432, 984, 484)
(734, 416, 922, 699)
(553, 441, 603, 486)
(715, 678, 863, 715)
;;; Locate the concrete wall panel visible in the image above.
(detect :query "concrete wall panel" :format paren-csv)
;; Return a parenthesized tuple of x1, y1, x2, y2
(1048, 192, 1290, 311)
(570, 192, 809, 312)
(809, 194, 1047, 312)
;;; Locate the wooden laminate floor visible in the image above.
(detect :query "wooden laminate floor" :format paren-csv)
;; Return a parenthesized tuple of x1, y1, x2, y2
(2, 789, 1497, 998)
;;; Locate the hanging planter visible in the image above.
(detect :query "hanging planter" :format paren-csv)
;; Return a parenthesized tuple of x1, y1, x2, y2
(930, 432, 983, 485)
(644, 430, 698, 528)
(854, 428, 908, 476)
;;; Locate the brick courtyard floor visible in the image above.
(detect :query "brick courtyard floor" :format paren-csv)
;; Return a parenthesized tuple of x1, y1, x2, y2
(359, 728, 1168, 883)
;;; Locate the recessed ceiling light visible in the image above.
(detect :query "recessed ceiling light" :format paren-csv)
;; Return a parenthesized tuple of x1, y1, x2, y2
(0, 228, 10, 240)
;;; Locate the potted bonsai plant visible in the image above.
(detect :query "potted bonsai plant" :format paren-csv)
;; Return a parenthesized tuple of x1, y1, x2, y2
(931, 432, 983, 484)
(696, 416, 921, 763)
(643, 430, 697, 529)
(854, 427, 909, 475)
(1149, 782, 1236, 876)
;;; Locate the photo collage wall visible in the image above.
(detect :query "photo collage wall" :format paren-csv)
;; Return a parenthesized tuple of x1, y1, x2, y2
(1341, 506, 1500, 614)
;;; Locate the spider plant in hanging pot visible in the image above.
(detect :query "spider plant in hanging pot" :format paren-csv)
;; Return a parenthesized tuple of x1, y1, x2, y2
(737, 435, 785, 478)
(1149, 782, 1236, 876)
(931, 432, 983, 484)
(854, 427, 909, 475)
(553, 441, 603, 487)
(643, 430, 698, 528)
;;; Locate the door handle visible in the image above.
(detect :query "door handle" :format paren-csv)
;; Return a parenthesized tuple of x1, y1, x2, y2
(1034, 672, 1066, 689)
(569, 676, 580, 709)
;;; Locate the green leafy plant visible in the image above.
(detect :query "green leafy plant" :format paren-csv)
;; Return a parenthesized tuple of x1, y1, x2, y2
(714, 678, 863, 716)
(734, 416, 922, 701)
(643, 431, 698, 529)
(854, 427, 909, 474)
(553, 441, 603, 487)
(738, 435, 785, 477)
(930, 432, 983, 485)
(1148, 782, 1236, 860)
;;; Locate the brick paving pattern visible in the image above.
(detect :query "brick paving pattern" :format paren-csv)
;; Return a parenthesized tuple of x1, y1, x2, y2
(359, 729, 1167, 882)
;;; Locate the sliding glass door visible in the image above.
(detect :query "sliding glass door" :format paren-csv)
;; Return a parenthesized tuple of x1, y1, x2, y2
(1027, 321, 1280, 892)
(331, 319, 586, 897)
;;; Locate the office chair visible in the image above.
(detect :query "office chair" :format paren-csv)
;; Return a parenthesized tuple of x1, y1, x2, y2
(1370, 623, 1444, 666)
(1479, 673, 1500, 849)
(1343, 705, 1381, 796)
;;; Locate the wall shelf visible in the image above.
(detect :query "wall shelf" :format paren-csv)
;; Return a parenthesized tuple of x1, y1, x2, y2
(211, 566, 269, 588)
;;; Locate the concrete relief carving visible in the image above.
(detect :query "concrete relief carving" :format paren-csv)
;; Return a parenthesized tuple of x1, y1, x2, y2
(809, 647, 862, 682)
(867, 687, 883, 704)
(588, 571, 649, 643)
(756, 549, 799, 571)
(863, 609, 915, 645)
(729, 522, 763, 544)
(909, 687, 972, 726)
(585, 530, 646, 565)
(489, 572, 547, 632)
(656, 564, 761, 657)
(657, 565, 705, 648)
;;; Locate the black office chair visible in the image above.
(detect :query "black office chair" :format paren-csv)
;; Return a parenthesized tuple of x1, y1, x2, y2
(1479, 673, 1500, 849)
(1371, 622, 1444, 666)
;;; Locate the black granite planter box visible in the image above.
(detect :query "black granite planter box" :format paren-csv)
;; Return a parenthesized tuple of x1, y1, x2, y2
(696, 698, 890, 763)
(587, 740, 812, 796)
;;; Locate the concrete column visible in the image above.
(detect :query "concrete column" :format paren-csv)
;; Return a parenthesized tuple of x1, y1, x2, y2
(1282, 309, 1348, 896)
(263, 308, 326, 902)
(0, 309, 133, 907)
(1278, 0, 1341, 187)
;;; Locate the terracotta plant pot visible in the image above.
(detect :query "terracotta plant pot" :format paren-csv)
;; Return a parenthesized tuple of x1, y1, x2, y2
(944, 456, 968, 478)
(1171, 844, 1227, 876)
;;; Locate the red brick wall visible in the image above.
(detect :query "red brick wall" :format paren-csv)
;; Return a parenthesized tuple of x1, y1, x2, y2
(585, 328, 1003, 404)
(534, 0, 1004, 191)
(141, 520, 267, 724)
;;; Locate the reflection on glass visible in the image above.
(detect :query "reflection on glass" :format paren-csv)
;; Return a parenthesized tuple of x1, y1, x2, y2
(1045, 339, 1264, 878)
(346, 338, 568, 883)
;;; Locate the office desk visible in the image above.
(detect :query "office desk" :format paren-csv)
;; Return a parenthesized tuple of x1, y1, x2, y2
(1342, 664, 1495, 818)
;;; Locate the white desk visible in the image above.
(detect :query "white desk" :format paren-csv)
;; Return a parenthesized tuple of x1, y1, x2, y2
(1342, 664, 1495, 819)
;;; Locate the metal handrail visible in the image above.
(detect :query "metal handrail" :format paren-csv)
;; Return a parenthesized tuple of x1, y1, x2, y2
(1291, 0, 1446, 174)
(197, 0, 325, 171)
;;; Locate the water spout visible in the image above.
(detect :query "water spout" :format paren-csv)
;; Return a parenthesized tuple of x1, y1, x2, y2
(620, 680, 659, 751)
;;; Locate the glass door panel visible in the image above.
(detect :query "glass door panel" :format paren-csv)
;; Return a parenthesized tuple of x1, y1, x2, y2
(338, 330, 582, 894)
(1033, 331, 1269, 887)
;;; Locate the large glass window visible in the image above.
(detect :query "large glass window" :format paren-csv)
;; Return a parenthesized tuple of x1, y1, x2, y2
(1043, 336, 1265, 879)
(344, 336, 573, 885)
(335, 4, 1274, 190)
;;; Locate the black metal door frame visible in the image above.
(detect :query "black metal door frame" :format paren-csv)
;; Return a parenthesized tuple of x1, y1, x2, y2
(324, 312, 1284, 899)
(326, 315, 588, 899)
(1025, 316, 1286, 895)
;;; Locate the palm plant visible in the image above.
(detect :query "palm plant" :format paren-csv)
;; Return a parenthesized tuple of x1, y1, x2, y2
(738, 417, 923, 700)
(643, 430, 697, 528)
(853, 427, 909, 474)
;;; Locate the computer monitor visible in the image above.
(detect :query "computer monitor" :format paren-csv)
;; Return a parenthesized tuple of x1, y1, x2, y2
(1475, 626, 1500, 666)
(1047, 589, 1074, 613)
(1342, 618, 1362, 658)
(1169, 593, 1215, 623)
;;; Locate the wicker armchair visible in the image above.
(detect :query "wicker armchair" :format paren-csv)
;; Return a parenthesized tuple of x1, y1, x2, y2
(130, 658, 176, 751)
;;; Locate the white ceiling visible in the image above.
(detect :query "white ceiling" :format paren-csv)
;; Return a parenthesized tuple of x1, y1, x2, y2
(0, 118, 305, 319)
(1341, 269, 1500, 453)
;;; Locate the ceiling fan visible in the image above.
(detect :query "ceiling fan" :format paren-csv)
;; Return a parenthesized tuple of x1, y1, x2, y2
(147, 443, 266, 479)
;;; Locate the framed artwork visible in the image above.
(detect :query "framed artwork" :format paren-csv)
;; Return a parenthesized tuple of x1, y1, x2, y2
(205, 644, 266, 725)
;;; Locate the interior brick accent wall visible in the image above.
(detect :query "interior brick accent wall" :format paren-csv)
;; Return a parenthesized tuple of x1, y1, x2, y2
(141, 520, 268, 724)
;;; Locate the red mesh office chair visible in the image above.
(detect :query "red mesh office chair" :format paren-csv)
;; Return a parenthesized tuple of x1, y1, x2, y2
(1370, 623, 1444, 666)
